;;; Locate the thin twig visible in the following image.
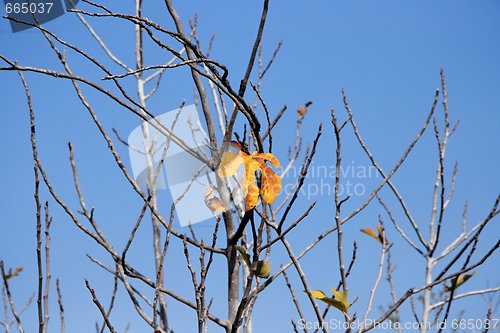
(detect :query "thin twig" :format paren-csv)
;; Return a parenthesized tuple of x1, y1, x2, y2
(56, 279, 65, 333)
(283, 271, 308, 333)
(85, 280, 117, 333)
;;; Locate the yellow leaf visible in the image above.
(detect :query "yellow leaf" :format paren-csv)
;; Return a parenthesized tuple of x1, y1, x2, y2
(242, 154, 261, 210)
(308, 290, 328, 300)
(5, 267, 23, 281)
(218, 148, 281, 211)
(306, 289, 353, 320)
(255, 260, 271, 279)
(218, 152, 244, 177)
(361, 228, 379, 242)
(445, 271, 476, 292)
(330, 288, 351, 313)
(235, 246, 251, 268)
(235, 247, 271, 279)
(252, 153, 281, 204)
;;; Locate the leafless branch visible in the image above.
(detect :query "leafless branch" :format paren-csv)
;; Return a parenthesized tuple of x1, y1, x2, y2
(85, 279, 117, 333)
(283, 271, 308, 333)
(0, 261, 25, 333)
(56, 279, 65, 333)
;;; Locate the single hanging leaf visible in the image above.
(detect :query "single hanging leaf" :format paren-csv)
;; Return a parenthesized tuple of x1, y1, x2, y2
(360, 226, 388, 244)
(242, 155, 261, 210)
(218, 151, 244, 177)
(255, 260, 271, 279)
(306, 288, 353, 320)
(218, 147, 282, 211)
(235, 246, 271, 279)
(252, 152, 281, 205)
(376, 225, 389, 244)
(308, 290, 329, 301)
(297, 101, 312, 117)
(361, 227, 381, 244)
(4, 267, 23, 280)
(330, 288, 351, 313)
(360, 228, 377, 240)
(235, 246, 251, 268)
(445, 271, 476, 292)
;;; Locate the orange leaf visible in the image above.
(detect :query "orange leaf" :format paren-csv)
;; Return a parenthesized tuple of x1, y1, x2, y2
(218, 151, 244, 177)
(251, 152, 281, 204)
(297, 106, 308, 117)
(360, 228, 379, 242)
(218, 149, 281, 211)
(361, 226, 388, 245)
(297, 101, 312, 117)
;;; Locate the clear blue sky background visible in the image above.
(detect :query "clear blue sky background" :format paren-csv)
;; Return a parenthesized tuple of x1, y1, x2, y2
(0, 1, 499, 332)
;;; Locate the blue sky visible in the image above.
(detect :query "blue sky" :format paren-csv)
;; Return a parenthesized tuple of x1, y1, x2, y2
(0, 1, 499, 332)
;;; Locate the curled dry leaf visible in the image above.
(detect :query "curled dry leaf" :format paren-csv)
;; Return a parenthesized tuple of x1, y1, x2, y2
(4, 266, 23, 280)
(297, 101, 313, 117)
(360, 227, 378, 240)
(204, 186, 225, 213)
(444, 271, 476, 292)
(218, 148, 281, 211)
(360, 226, 388, 245)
